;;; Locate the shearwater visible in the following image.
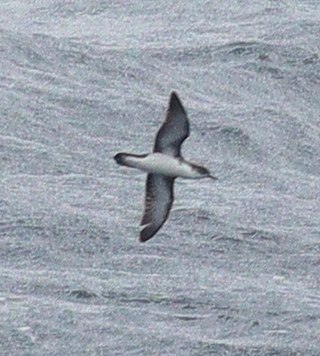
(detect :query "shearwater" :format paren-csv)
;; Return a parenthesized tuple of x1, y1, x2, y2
(114, 92, 217, 242)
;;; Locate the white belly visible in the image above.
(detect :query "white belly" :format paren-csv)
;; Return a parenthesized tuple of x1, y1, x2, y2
(126, 153, 195, 178)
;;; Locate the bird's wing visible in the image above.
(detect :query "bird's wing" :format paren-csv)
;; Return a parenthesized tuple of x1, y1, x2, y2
(153, 92, 189, 157)
(140, 174, 174, 242)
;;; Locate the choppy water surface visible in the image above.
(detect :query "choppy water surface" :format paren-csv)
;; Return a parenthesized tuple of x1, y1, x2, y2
(1, 1, 319, 355)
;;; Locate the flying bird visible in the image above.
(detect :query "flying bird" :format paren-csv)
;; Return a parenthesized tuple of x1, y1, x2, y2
(114, 92, 217, 242)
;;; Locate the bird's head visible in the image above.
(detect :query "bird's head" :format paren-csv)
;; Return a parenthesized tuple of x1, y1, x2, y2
(191, 164, 218, 180)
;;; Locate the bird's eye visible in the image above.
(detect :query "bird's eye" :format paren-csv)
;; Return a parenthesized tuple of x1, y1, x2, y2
(200, 167, 209, 174)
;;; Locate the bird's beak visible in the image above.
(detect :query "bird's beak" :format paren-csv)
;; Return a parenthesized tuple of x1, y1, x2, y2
(209, 175, 218, 180)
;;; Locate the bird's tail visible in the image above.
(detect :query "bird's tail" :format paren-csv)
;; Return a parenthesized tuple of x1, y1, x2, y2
(114, 153, 147, 168)
(114, 153, 128, 166)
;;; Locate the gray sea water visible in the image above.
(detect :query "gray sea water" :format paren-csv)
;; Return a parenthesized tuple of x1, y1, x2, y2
(1, 1, 320, 355)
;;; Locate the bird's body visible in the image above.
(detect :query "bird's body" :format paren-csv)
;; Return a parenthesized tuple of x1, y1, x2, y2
(114, 92, 217, 242)
(115, 152, 205, 179)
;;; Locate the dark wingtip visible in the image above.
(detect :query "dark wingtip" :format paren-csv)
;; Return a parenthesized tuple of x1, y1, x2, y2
(170, 91, 181, 105)
(169, 91, 186, 114)
(170, 91, 179, 99)
(139, 225, 159, 243)
(139, 234, 149, 243)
